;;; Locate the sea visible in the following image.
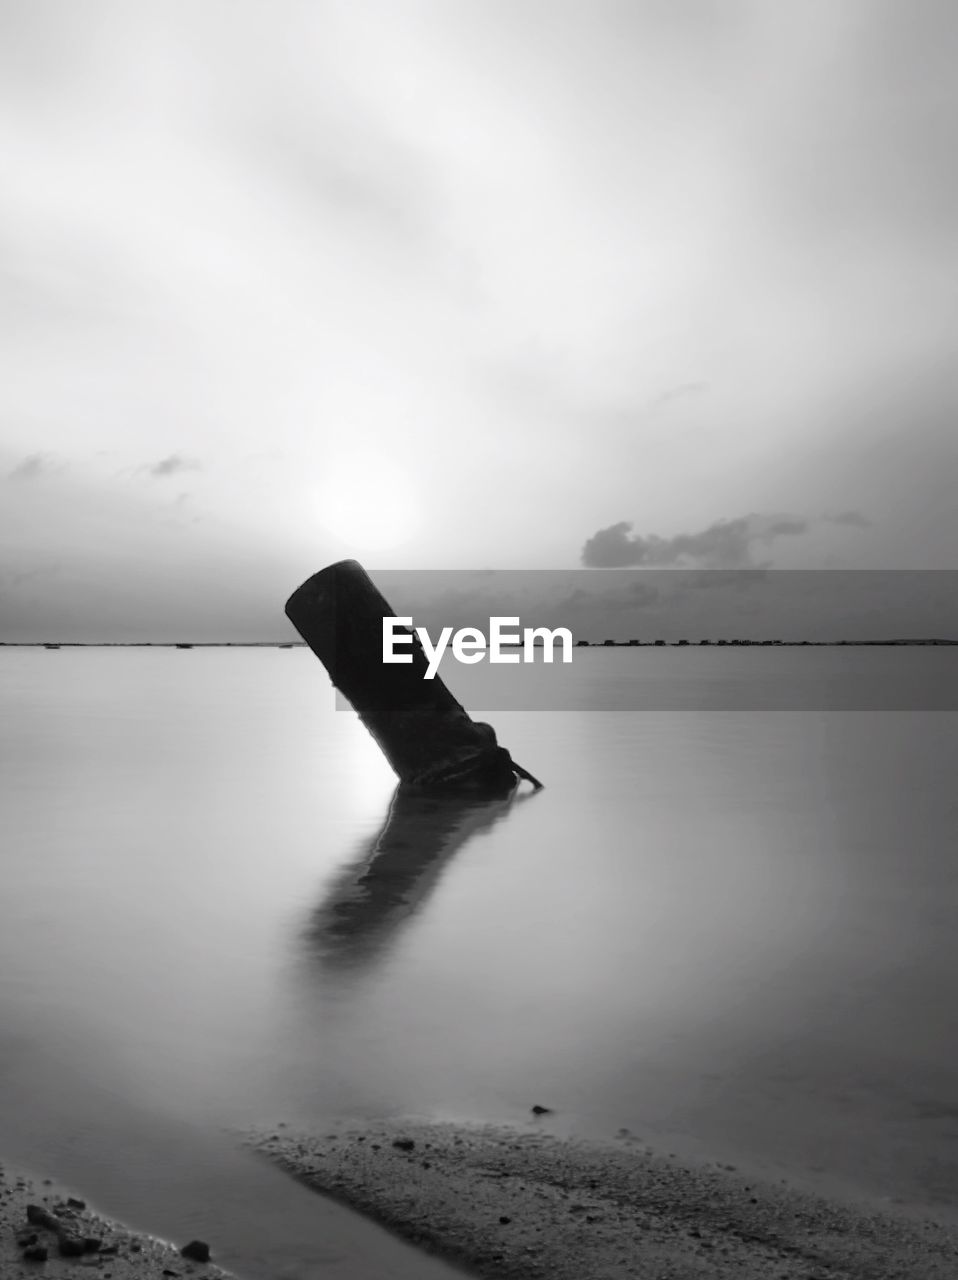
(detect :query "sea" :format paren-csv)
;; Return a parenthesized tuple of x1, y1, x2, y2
(1, 645, 957, 1274)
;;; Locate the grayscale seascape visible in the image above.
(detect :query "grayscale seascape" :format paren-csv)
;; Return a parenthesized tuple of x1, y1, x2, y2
(2, 646, 957, 1274)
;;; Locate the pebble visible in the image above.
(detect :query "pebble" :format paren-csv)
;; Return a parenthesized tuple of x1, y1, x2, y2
(180, 1238, 212, 1263)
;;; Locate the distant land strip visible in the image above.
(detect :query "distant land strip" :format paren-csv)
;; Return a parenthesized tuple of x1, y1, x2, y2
(2, 640, 956, 649)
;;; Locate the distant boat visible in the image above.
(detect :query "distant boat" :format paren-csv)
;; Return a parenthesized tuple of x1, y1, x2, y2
(44, 643, 61, 650)
(175, 643, 194, 649)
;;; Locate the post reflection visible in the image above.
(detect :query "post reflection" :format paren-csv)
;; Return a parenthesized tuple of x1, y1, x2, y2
(304, 782, 535, 975)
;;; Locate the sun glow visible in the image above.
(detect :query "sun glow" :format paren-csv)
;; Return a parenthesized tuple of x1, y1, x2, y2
(316, 453, 421, 552)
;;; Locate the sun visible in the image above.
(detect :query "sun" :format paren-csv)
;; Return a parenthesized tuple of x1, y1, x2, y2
(315, 452, 421, 553)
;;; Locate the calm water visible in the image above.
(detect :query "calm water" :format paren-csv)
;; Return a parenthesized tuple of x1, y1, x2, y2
(2, 646, 958, 1266)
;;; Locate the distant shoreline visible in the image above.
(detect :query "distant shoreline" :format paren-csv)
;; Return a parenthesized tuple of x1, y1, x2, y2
(2, 639, 956, 649)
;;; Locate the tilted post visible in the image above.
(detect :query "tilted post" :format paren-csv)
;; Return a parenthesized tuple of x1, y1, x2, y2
(285, 560, 541, 792)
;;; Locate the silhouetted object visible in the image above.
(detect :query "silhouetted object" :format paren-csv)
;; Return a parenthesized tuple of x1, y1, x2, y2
(307, 784, 527, 970)
(180, 1241, 211, 1263)
(285, 560, 542, 791)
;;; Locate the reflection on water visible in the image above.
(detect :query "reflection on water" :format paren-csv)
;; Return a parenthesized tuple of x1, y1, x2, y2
(1, 644, 958, 1248)
(306, 784, 534, 972)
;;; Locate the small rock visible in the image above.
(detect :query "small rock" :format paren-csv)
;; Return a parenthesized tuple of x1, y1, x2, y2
(392, 1138, 415, 1152)
(26, 1203, 59, 1228)
(499, 1215, 512, 1224)
(58, 1235, 86, 1257)
(180, 1239, 211, 1263)
(23, 1245, 49, 1263)
(67, 1197, 86, 1209)
(83, 1237, 102, 1252)
(530, 1105, 553, 1116)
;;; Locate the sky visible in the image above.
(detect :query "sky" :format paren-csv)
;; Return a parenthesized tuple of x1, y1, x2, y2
(1, 0, 956, 640)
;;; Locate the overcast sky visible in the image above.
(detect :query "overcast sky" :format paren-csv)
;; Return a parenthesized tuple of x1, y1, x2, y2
(2, 0, 956, 639)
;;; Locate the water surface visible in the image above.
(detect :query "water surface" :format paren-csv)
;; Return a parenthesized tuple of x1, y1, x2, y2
(2, 646, 957, 1263)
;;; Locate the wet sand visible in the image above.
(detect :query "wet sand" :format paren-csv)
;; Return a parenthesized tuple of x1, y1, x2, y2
(0, 1160, 233, 1280)
(246, 1117, 958, 1279)
(0, 1151, 473, 1280)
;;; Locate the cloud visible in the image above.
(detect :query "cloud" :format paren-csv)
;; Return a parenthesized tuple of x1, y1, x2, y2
(826, 509, 871, 528)
(647, 381, 709, 413)
(6, 452, 59, 481)
(146, 454, 201, 478)
(581, 514, 809, 569)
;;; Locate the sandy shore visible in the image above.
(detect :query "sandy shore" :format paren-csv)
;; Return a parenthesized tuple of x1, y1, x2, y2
(0, 1161, 233, 1280)
(245, 1117, 958, 1279)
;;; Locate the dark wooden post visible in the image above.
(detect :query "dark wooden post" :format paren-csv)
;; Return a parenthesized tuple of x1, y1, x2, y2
(285, 560, 541, 792)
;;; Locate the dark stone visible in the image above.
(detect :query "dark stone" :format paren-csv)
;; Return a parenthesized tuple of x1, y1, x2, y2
(180, 1239, 211, 1263)
(26, 1204, 61, 1229)
(392, 1138, 415, 1152)
(67, 1197, 86, 1209)
(530, 1104, 553, 1115)
(83, 1236, 103, 1252)
(22, 1245, 49, 1262)
(58, 1235, 85, 1257)
(499, 1216, 512, 1224)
